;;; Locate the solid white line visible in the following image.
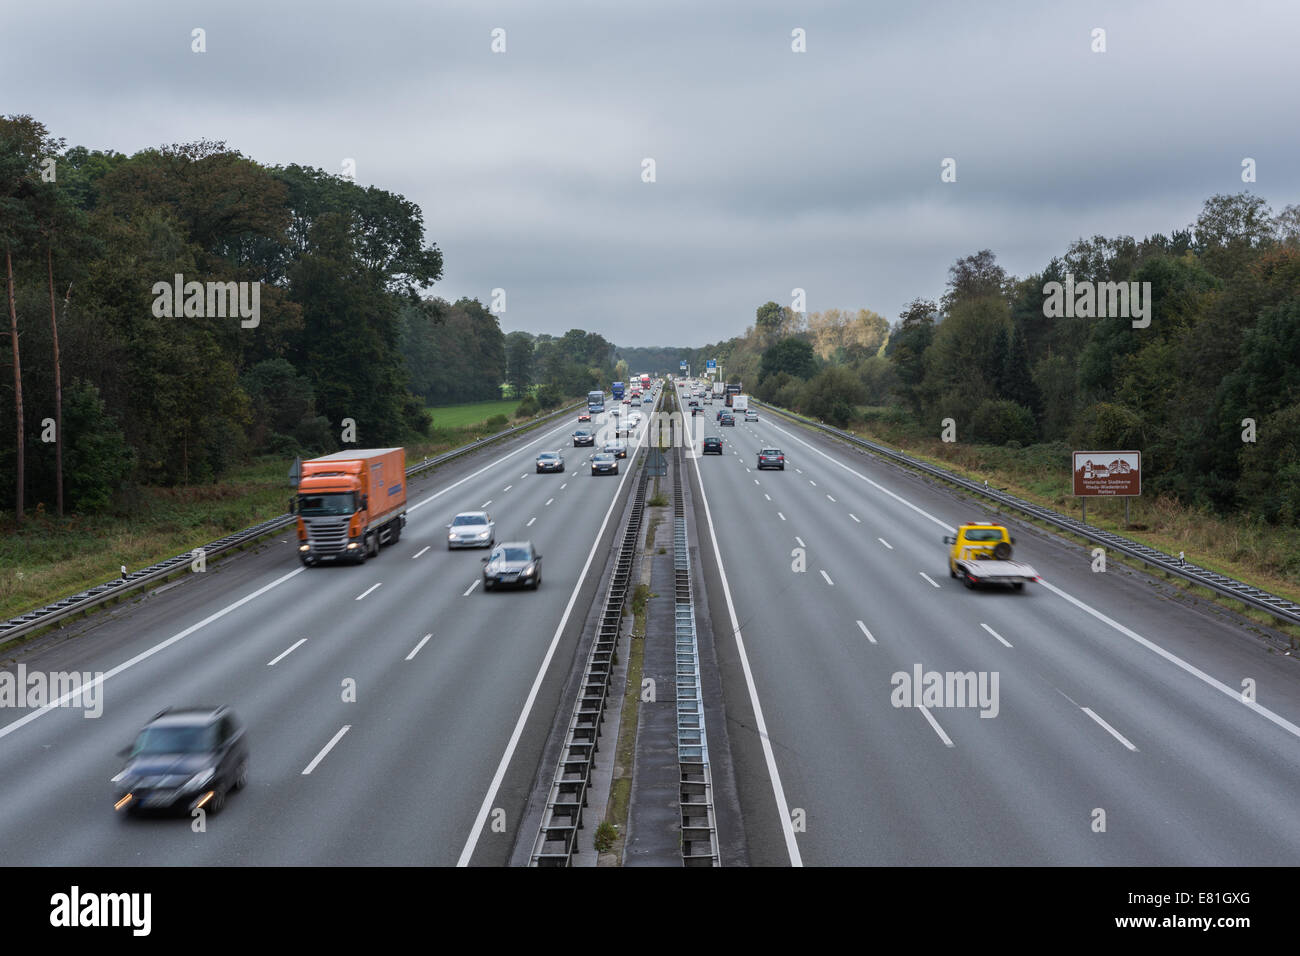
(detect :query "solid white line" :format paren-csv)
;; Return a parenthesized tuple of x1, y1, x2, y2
(406, 633, 433, 660)
(980, 622, 1013, 648)
(267, 638, 306, 666)
(545, 498, 554, 506)
(849, 513, 860, 522)
(302, 725, 351, 775)
(795, 536, 806, 548)
(687, 424, 804, 865)
(777, 512, 786, 521)
(919, 572, 941, 588)
(412, 545, 430, 559)
(856, 620, 877, 644)
(1082, 707, 1138, 751)
(918, 706, 955, 747)
(820, 569, 834, 586)
(458, 406, 651, 866)
(0, 567, 305, 742)
(526, 517, 536, 527)
(463, 579, 480, 596)
(878, 538, 893, 550)
(826, 494, 836, 502)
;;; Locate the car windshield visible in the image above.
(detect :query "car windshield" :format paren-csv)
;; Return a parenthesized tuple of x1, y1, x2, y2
(298, 492, 355, 516)
(762, 450, 781, 456)
(574, 430, 590, 436)
(132, 723, 217, 756)
(964, 529, 1004, 542)
(452, 514, 487, 526)
(496, 547, 531, 562)
(538, 454, 557, 460)
(595, 454, 613, 461)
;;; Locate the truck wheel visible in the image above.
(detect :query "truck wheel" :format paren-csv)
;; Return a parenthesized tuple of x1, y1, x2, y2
(390, 522, 401, 544)
(949, 566, 956, 578)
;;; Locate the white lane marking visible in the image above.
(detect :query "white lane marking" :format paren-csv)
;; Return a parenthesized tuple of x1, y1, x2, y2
(1082, 707, 1138, 751)
(918, 706, 955, 747)
(406, 633, 433, 661)
(849, 513, 860, 523)
(459, 403, 652, 867)
(519, 473, 526, 479)
(796, 468, 803, 474)
(826, 494, 836, 502)
(919, 572, 941, 588)
(503, 484, 513, 492)
(355, 583, 382, 601)
(267, 639, 306, 666)
(764, 493, 771, 500)
(746, 467, 751, 473)
(481, 500, 492, 508)
(754, 478, 760, 485)
(560, 482, 568, 490)
(820, 570, 834, 586)
(463, 579, 480, 596)
(687, 426, 804, 866)
(302, 725, 351, 775)
(856, 620, 877, 644)
(878, 537, 893, 549)
(407, 415, 573, 514)
(795, 536, 806, 547)
(777, 512, 786, 521)
(1036, 578, 1300, 742)
(809, 480, 817, 486)
(0, 567, 305, 743)
(980, 622, 1013, 648)
(546, 498, 554, 506)
(412, 546, 430, 559)
(526, 517, 536, 527)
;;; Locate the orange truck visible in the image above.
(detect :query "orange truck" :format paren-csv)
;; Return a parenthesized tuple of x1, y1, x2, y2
(294, 448, 407, 566)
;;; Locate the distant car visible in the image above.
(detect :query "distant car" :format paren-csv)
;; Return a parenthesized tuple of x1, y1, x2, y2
(692, 406, 701, 416)
(703, 437, 723, 454)
(628, 412, 643, 428)
(745, 410, 758, 422)
(577, 411, 591, 422)
(630, 398, 641, 407)
(481, 541, 542, 590)
(573, 428, 595, 447)
(703, 398, 712, 405)
(591, 452, 618, 475)
(688, 399, 699, 407)
(536, 451, 565, 473)
(716, 409, 724, 421)
(622, 398, 631, 405)
(604, 440, 627, 459)
(448, 511, 495, 548)
(757, 448, 785, 470)
(112, 706, 248, 816)
(720, 413, 735, 427)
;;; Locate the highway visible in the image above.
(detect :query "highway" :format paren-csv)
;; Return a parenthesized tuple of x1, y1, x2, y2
(0, 406, 649, 866)
(682, 388, 1300, 865)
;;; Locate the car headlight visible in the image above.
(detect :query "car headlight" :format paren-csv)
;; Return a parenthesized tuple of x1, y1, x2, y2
(181, 768, 215, 793)
(477, 531, 489, 538)
(523, 564, 536, 576)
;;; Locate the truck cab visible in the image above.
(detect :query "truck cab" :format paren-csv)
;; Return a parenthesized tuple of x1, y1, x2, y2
(943, 522, 1037, 591)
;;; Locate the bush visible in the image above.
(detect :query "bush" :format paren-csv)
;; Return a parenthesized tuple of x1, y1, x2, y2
(515, 394, 540, 418)
(535, 384, 563, 410)
(970, 399, 1037, 446)
(484, 414, 509, 430)
(802, 367, 867, 426)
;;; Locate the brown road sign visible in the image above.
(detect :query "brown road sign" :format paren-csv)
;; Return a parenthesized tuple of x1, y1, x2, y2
(1073, 451, 1141, 496)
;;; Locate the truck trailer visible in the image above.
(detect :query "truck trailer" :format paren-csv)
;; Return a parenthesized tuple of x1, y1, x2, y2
(295, 448, 407, 565)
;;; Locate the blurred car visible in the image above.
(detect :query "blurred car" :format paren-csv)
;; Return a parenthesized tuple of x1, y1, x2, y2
(604, 440, 627, 459)
(112, 706, 248, 816)
(703, 398, 712, 405)
(716, 409, 724, 421)
(577, 411, 591, 423)
(702, 437, 723, 455)
(536, 451, 565, 473)
(757, 448, 785, 470)
(688, 399, 699, 408)
(720, 413, 735, 426)
(630, 397, 641, 407)
(691, 406, 701, 416)
(591, 452, 618, 475)
(745, 410, 758, 422)
(573, 428, 595, 447)
(447, 511, 495, 549)
(482, 541, 542, 590)
(628, 412, 643, 428)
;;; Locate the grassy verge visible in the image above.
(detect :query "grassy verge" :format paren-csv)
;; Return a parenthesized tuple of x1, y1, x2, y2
(791, 404, 1300, 636)
(425, 398, 524, 430)
(0, 401, 576, 623)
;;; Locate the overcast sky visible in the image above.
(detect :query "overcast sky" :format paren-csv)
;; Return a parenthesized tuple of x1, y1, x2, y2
(4, 0, 1297, 347)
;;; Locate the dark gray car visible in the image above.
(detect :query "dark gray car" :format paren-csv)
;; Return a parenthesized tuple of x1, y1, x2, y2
(481, 541, 542, 590)
(112, 706, 248, 816)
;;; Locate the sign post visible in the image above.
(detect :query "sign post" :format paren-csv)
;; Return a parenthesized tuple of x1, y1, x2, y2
(1072, 451, 1141, 527)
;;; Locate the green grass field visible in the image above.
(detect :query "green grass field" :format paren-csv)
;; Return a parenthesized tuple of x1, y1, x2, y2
(426, 399, 521, 429)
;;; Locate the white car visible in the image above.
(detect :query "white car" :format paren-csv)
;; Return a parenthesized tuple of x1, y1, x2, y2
(628, 412, 642, 428)
(447, 511, 495, 549)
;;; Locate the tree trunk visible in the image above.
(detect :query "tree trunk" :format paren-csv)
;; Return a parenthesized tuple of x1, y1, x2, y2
(6, 245, 23, 525)
(47, 248, 64, 516)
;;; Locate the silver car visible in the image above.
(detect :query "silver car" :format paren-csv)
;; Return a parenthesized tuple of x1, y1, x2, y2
(447, 511, 495, 549)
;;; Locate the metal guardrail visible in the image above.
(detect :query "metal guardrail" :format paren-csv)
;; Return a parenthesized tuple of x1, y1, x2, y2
(0, 401, 584, 644)
(672, 440, 719, 867)
(756, 399, 1300, 630)
(530, 404, 658, 866)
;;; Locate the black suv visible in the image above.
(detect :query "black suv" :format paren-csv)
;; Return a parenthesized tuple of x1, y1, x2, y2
(702, 437, 723, 454)
(572, 428, 595, 447)
(719, 413, 735, 427)
(113, 706, 248, 815)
